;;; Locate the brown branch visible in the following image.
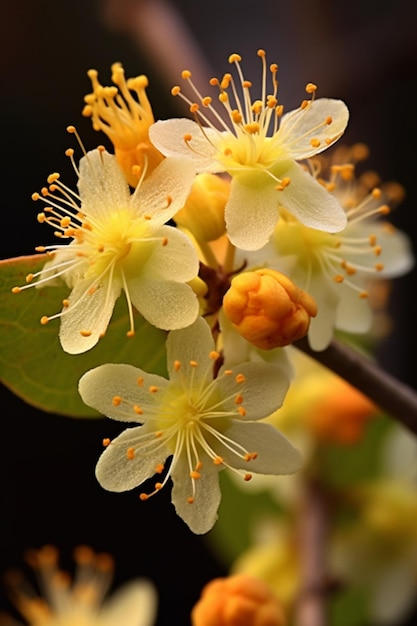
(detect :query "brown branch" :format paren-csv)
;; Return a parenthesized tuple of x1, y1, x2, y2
(294, 337, 417, 435)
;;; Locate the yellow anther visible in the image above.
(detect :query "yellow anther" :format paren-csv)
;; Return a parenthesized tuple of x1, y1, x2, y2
(174, 360, 181, 371)
(219, 92, 229, 103)
(11, 287, 21, 294)
(379, 205, 391, 215)
(189, 360, 198, 368)
(270, 63, 278, 73)
(375, 263, 384, 271)
(209, 77, 219, 86)
(276, 104, 284, 116)
(181, 69, 192, 79)
(257, 49, 266, 58)
(112, 395, 122, 406)
(190, 471, 201, 480)
(232, 109, 243, 124)
(305, 82, 317, 93)
(235, 394, 244, 405)
(224, 369, 233, 376)
(300, 99, 309, 109)
(149, 386, 159, 393)
(244, 122, 260, 134)
(372, 188, 382, 199)
(66, 125, 76, 134)
(334, 275, 344, 283)
(26, 273, 34, 283)
(155, 463, 164, 474)
(325, 116, 333, 125)
(187, 496, 195, 504)
(37, 213, 46, 223)
(137, 377, 144, 386)
(310, 138, 321, 148)
(228, 53, 242, 63)
(133, 405, 143, 415)
(171, 86, 181, 96)
(127, 447, 135, 460)
(242, 80, 252, 88)
(184, 133, 192, 143)
(238, 407, 247, 417)
(374, 245, 382, 256)
(47, 173, 60, 184)
(40, 316, 49, 325)
(359, 291, 369, 299)
(139, 493, 149, 501)
(209, 350, 220, 360)
(102, 438, 111, 447)
(244, 473, 253, 481)
(65, 148, 74, 157)
(190, 102, 199, 113)
(80, 330, 92, 337)
(155, 482, 163, 490)
(32, 192, 41, 201)
(236, 373, 246, 383)
(213, 456, 223, 465)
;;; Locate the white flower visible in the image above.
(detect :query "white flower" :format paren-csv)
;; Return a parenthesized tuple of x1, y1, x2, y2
(13, 146, 199, 354)
(1, 544, 157, 626)
(79, 317, 302, 534)
(149, 50, 349, 251)
(237, 166, 414, 350)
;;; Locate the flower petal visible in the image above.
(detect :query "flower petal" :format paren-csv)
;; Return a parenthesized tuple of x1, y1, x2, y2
(143, 225, 199, 282)
(215, 361, 290, 420)
(59, 276, 122, 354)
(79, 364, 169, 422)
(134, 156, 199, 225)
(218, 420, 302, 475)
(225, 174, 281, 250)
(78, 149, 131, 219)
(95, 425, 170, 492)
(335, 283, 372, 333)
(128, 278, 199, 330)
(278, 98, 349, 160)
(166, 316, 216, 384)
(279, 162, 347, 232)
(101, 580, 158, 626)
(171, 451, 221, 534)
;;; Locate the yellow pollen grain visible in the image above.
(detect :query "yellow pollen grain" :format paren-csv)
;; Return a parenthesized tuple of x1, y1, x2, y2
(235, 394, 244, 405)
(40, 316, 49, 325)
(102, 438, 111, 447)
(133, 405, 143, 415)
(127, 447, 135, 460)
(112, 396, 122, 406)
(137, 377, 144, 386)
(80, 330, 92, 337)
(236, 373, 246, 383)
(189, 360, 198, 368)
(238, 406, 247, 417)
(149, 386, 159, 393)
(155, 463, 164, 474)
(190, 471, 201, 480)
(244, 473, 252, 481)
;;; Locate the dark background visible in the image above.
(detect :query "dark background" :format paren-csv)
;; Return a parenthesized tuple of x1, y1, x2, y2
(1, 1, 417, 624)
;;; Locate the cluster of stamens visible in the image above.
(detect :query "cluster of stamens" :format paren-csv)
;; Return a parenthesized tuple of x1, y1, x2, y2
(102, 353, 258, 505)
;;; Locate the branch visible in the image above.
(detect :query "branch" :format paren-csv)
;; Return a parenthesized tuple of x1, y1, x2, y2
(294, 337, 417, 435)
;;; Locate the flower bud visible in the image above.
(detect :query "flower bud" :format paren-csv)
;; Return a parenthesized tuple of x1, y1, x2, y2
(191, 574, 286, 626)
(222, 269, 317, 349)
(174, 173, 229, 242)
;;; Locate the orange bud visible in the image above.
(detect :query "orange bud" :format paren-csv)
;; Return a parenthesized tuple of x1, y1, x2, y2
(174, 173, 229, 241)
(222, 269, 317, 349)
(191, 574, 286, 626)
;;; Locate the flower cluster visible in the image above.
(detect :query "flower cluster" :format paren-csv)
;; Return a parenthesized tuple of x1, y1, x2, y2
(9, 50, 414, 544)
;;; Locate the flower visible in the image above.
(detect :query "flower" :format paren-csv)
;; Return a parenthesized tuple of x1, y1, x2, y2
(12, 144, 199, 354)
(236, 147, 414, 350)
(190, 574, 286, 626)
(82, 63, 164, 187)
(222, 268, 317, 349)
(0, 544, 157, 626)
(149, 50, 349, 250)
(78, 317, 302, 534)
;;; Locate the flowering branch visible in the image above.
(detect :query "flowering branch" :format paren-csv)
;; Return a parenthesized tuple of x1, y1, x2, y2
(295, 337, 417, 435)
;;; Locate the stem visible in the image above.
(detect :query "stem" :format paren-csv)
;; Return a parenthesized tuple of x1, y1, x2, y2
(294, 337, 417, 435)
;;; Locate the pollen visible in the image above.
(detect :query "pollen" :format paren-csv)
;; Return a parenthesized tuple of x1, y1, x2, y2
(149, 386, 159, 393)
(112, 396, 122, 406)
(133, 405, 143, 415)
(235, 373, 246, 384)
(127, 447, 135, 460)
(80, 330, 92, 337)
(189, 360, 198, 368)
(102, 438, 111, 446)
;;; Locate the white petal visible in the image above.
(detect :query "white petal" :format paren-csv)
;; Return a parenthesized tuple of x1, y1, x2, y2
(129, 278, 199, 330)
(95, 425, 170, 492)
(225, 174, 281, 250)
(79, 364, 169, 422)
(278, 98, 349, 159)
(143, 225, 199, 281)
(335, 283, 372, 333)
(134, 156, 198, 225)
(166, 316, 215, 384)
(78, 149, 131, 219)
(306, 275, 339, 351)
(215, 361, 290, 420)
(171, 452, 221, 534)
(59, 277, 121, 354)
(149, 118, 221, 172)
(279, 162, 347, 232)
(217, 420, 302, 474)
(101, 580, 158, 626)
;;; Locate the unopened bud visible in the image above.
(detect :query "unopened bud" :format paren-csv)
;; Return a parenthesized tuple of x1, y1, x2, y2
(174, 173, 229, 241)
(223, 268, 317, 349)
(191, 574, 286, 626)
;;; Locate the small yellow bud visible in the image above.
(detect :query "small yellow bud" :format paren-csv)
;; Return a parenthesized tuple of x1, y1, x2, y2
(174, 173, 229, 242)
(222, 268, 317, 349)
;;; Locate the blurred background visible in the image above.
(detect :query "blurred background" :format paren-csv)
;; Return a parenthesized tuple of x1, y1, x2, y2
(1, 1, 417, 624)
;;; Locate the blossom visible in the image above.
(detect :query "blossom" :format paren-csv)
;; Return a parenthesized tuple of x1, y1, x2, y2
(12, 144, 199, 354)
(149, 50, 349, 250)
(191, 574, 286, 626)
(78, 317, 302, 534)
(222, 268, 317, 349)
(237, 148, 414, 350)
(0, 544, 157, 626)
(82, 63, 164, 187)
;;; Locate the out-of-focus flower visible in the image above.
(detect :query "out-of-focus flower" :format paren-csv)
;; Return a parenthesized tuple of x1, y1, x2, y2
(78, 317, 301, 534)
(174, 173, 229, 243)
(149, 50, 349, 251)
(83, 63, 164, 187)
(12, 146, 199, 354)
(0, 544, 157, 626)
(238, 146, 414, 350)
(222, 268, 317, 349)
(191, 573, 286, 626)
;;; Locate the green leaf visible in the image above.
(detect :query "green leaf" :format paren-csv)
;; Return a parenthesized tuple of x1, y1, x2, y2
(0, 255, 168, 418)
